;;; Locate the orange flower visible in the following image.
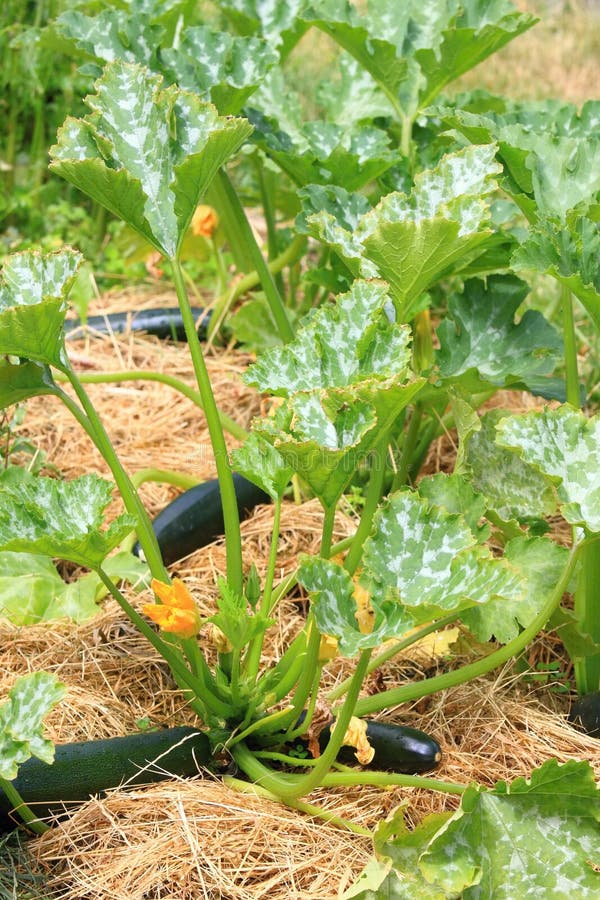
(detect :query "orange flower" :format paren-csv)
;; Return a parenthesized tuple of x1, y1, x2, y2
(142, 578, 201, 639)
(191, 205, 219, 239)
(343, 716, 375, 766)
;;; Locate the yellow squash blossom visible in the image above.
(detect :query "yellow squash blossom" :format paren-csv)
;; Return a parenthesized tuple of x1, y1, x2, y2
(142, 578, 201, 639)
(343, 716, 375, 765)
(353, 581, 375, 635)
(191, 205, 219, 239)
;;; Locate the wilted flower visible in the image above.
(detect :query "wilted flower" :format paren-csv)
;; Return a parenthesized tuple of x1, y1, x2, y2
(343, 716, 375, 765)
(142, 578, 201, 639)
(191, 205, 219, 239)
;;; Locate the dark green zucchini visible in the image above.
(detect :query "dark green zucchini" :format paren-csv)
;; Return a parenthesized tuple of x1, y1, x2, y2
(134, 475, 270, 565)
(291, 718, 441, 774)
(0, 726, 210, 831)
(64, 307, 211, 341)
(569, 691, 600, 737)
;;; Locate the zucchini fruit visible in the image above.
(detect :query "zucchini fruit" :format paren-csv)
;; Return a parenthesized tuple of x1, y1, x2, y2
(135, 475, 270, 565)
(569, 691, 600, 737)
(64, 307, 211, 342)
(289, 718, 442, 774)
(0, 726, 210, 831)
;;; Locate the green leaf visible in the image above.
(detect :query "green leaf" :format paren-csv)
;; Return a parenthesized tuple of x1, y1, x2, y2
(245, 279, 411, 395)
(363, 490, 523, 623)
(464, 409, 557, 523)
(304, 145, 503, 319)
(512, 214, 600, 332)
(0, 672, 66, 780)
(417, 473, 489, 542)
(209, 577, 272, 651)
(57, 5, 164, 71)
(219, 0, 309, 56)
(0, 469, 136, 568)
(496, 406, 600, 533)
(50, 61, 253, 257)
(229, 296, 283, 351)
(298, 556, 414, 656)
(461, 536, 569, 643)
(419, 759, 600, 897)
(248, 110, 398, 190)
(0, 361, 60, 410)
(230, 433, 293, 500)
(0, 249, 83, 366)
(161, 28, 278, 115)
(316, 53, 395, 127)
(437, 274, 562, 388)
(303, 0, 534, 118)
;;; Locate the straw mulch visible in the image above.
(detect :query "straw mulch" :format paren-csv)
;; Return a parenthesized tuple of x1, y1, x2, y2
(3, 302, 600, 898)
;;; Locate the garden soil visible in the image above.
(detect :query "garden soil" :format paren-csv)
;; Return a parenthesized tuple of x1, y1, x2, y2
(3, 288, 600, 899)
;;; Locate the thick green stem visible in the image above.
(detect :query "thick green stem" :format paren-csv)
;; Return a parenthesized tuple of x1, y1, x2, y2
(205, 178, 253, 273)
(574, 536, 600, 695)
(344, 444, 387, 576)
(215, 170, 294, 343)
(130, 468, 201, 491)
(561, 284, 581, 408)
(58, 367, 168, 581)
(232, 650, 372, 800)
(59, 370, 247, 441)
(351, 543, 580, 717)
(170, 256, 243, 595)
(321, 771, 466, 795)
(320, 504, 337, 558)
(0, 776, 49, 834)
(224, 776, 373, 836)
(392, 404, 423, 492)
(244, 496, 282, 684)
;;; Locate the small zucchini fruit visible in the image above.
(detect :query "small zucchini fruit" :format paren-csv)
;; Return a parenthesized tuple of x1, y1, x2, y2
(135, 475, 270, 565)
(0, 726, 210, 831)
(64, 307, 211, 342)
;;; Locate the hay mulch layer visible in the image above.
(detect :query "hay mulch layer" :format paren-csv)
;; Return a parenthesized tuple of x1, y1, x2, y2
(3, 294, 600, 898)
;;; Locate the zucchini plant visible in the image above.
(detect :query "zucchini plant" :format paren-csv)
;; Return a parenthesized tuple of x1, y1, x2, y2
(1, 1, 600, 895)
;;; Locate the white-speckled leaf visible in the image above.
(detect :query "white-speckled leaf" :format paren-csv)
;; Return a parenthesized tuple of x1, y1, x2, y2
(230, 433, 293, 500)
(245, 280, 411, 395)
(303, 145, 503, 319)
(0, 249, 83, 365)
(219, 0, 308, 54)
(0, 469, 136, 568)
(461, 536, 569, 643)
(0, 672, 66, 780)
(465, 409, 556, 523)
(417, 473, 490, 542)
(50, 61, 252, 257)
(298, 556, 414, 657)
(317, 53, 396, 127)
(363, 490, 522, 621)
(162, 28, 278, 115)
(437, 274, 562, 386)
(496, 407, 600, 532)
(303, 0, 534, 118)
(419, 759, 600, 897)
(57, 6, 162, 70)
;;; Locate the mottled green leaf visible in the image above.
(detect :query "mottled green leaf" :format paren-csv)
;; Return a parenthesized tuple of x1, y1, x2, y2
(417, 473, 489, 542)
(512, 215, 600, 332)
(461, 536, 569, 643)
(437, 274, 562, 388)
(231, 433, 293, 500)
(248, 110, 398, 190)
(496, 406, 600, 532)
(0, 249, 82, 366)
(316, 53, 395, 127)
(245, 280, 411, 395)
(419, 759, 600, 897)
(465, 409, 556, 523)
(304, 145, 503, 318)
(298, 556, 414, 656)
(219, 0, 309, 56)
(0, 469, 136, 568)
(0, 672, 66, 780)
(364, 490, 523, 622)
(50, 61, 252, 257)
(161, 28, 277, 114)
(57, 5, 163, 71)
(303, 0, 534, 118)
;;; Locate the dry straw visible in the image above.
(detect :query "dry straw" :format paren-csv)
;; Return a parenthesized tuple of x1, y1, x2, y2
(3, 304, 599, 898)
